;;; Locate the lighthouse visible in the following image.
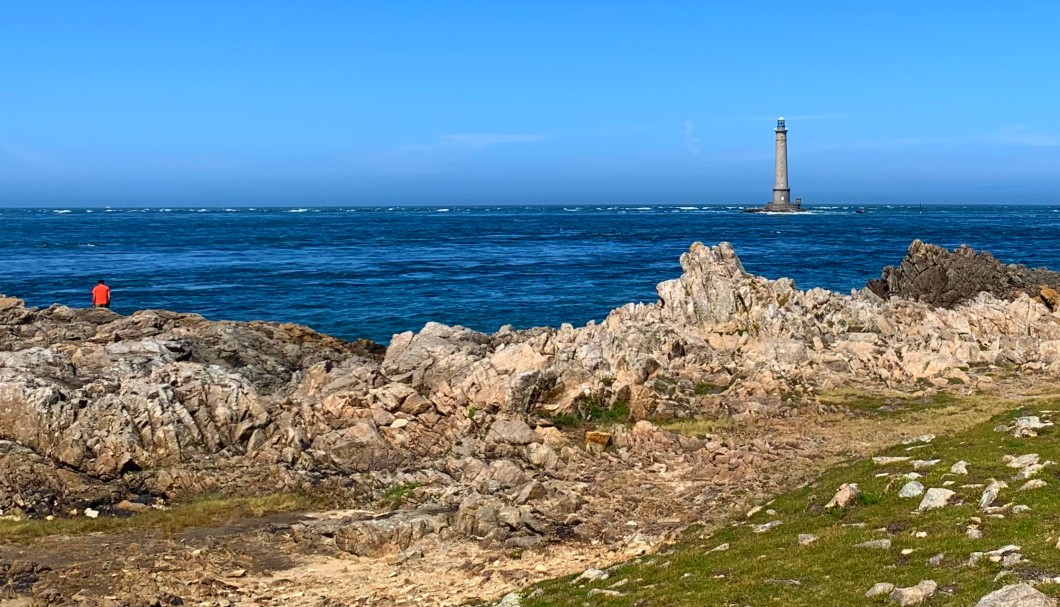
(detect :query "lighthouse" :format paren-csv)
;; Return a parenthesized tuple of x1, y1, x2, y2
(772, 117, 790, 207)
(748, 117, 805, 213)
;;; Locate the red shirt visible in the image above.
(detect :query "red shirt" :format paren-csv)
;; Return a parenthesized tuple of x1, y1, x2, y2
(92, 284, 111, 305)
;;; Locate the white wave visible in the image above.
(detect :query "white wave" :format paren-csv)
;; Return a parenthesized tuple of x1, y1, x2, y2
(676, 206, 697, 210)
(287, 208, 310, 213)
(436, 208, 450, 212)
(631, 207, 652, 210)
(53, 209, 72, 214)
(224, 208, 237, 212)
(196, 208, 209, 213)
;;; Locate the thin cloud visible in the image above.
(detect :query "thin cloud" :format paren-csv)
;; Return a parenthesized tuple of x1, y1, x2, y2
(0, 143, 56, 168)
(683, 120, 701, 156)
(987, 125, 1059, 147)
(442, 133, 547, 149)
(399, 133, 548, 152)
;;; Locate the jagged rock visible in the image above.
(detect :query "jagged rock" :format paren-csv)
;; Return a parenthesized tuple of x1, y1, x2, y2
(486, 419, 536, 445)
(981, 479, 1008, 510)
(1041, 287, 1060, 311)
(950, 460, 969, 475)
(867, 240, 1060, 307)
(1, 239, 1060, 527)
(975, 583, 1056, 607)
(1005, 453, 1040, 468)
(584, 431, 612, 453)
(826, 483, 860, 509)
(1013, 416, 1053, 437)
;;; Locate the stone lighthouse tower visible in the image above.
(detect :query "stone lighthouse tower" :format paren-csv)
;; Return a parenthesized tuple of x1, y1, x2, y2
(772, 117, 790, 206)
(753, 116, 804, 213)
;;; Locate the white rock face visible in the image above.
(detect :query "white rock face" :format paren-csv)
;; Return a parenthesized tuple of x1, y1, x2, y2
(918, 488, 955, 511)
(950, 460, 969, 475)
(974, 583, 1057, 607)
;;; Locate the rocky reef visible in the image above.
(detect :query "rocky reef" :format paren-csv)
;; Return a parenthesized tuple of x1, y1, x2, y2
(867, 239, 1060, 308)
(1, 240, 1060, 563)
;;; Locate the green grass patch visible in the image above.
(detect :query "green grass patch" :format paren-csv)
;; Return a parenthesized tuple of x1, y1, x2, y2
(693, 382, 727, 396)
(818, 388, 962, 417)
(542, 399, 630, 429)
(379, 482, 423, 510)
(656, 417, 733, 438)
(522, 397, 1060, 606)
(0, 492, 319, 544)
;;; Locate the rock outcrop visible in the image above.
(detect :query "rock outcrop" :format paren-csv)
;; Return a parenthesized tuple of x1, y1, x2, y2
(867, 240, 1060, 307)
(1, 241, 1060, 556)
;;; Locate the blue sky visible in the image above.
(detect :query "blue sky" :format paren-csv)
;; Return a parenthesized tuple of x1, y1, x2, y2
(2, 2, 1058, 206)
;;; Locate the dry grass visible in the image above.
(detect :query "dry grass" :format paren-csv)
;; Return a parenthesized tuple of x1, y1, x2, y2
(657, 416, 733, 438)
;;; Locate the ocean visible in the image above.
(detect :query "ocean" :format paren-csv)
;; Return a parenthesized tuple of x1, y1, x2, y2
(2, 204, 1059, 344)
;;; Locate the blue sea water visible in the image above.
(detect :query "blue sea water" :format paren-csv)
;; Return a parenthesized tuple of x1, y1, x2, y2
(2, 205, 1059, 344)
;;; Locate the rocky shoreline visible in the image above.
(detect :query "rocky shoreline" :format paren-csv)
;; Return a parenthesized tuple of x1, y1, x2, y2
(2, 240, 1060, 606)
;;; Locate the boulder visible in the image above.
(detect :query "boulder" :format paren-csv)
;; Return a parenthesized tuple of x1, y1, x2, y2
(486, 419, 536, 445)
(825, 483, 860, 509)
(889, 580, 937, 606)
(918, 488, 955, 511)
(898, 481, 925, 499)
(975, 583, 1056, 607)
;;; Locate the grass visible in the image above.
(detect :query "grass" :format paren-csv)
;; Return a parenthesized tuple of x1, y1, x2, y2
(656, 417, 733, 438)
(542, 399, 630, 429)
(693, 382, 727, 396)
(379, 482, 423, 510)
(522, 396, 1060, 606)
(817, 388, 962, 417)
(0, 492, 319, 544)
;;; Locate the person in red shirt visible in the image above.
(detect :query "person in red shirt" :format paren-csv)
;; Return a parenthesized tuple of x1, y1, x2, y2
(92, 280, 111, 308)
